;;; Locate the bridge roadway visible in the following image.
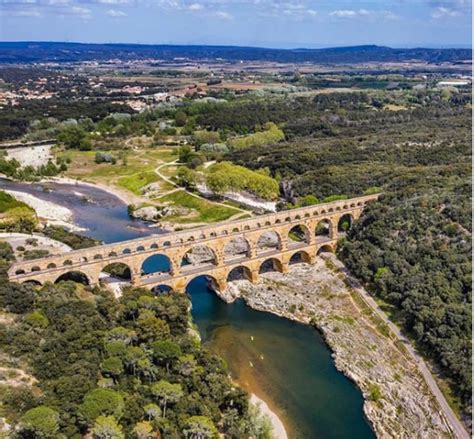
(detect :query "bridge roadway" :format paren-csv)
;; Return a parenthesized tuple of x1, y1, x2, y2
(8, 193, 380, 291)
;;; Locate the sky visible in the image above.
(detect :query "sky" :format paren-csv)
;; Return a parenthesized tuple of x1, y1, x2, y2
(0, 0, 471, 48)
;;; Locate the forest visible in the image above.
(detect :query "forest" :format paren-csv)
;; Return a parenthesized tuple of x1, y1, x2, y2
(0, 71, 471, 431)
(222, 89, 472, 421)
(0, 276, 270, 438)
(0, 42, 471, 64)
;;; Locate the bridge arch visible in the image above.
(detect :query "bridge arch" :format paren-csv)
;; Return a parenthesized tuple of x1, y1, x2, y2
(141, 254, 172, 276)
(227, 265, 253, 282)
(259, 257, 284, 274)
(338, 213, 354, 232)
(318, 244, 335, 255)
(23, 279, 42, 286)
(288, 224, 310, 245)
(185, 274, 226, 294)
(151, 284, 173, 294)
(224, 237, 250, 260)
(315, 219, 333, 238)
(55, 271, 90, 285)
(181, 244, 218, 267)
(289, 250, 312, 265)
(256, 231, 281, 253)
(102, 262, 132, 281)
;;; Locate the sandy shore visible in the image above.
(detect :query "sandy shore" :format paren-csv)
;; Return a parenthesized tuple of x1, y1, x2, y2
(6, 144, 53, 168)
(5, 189, 83, 231)
(250, 393, 288, 439)
(0, 232, 72, 258)
(45, 176, 139, 206)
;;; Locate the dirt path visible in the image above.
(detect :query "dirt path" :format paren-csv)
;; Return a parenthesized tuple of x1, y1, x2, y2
(154, 160, 253, 216)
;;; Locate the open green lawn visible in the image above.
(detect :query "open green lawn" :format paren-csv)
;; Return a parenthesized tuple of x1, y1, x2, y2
(0, 191, 33, 213)
(60, 148, 177, 181)
(59, 148, 176, 195)
(157, 190, 240, 223)
(59, 148, 244, 223)
(118, 171, 161, 195)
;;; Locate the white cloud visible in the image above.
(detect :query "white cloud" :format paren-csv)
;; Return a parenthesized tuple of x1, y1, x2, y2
(0, 7, 41, 16)
(188, 2, 203, 11)
(70, 5, 91, 16)
(106, 7, 126, 16)
(97, 0, 131, 4)
(431, 6, 460, 18)
(46, 0, 71, 5)
(330, 9, 397, 20)
(214, 10, 232, 19)
(258, 2, 318, 20)
(330, 9, 357, 17)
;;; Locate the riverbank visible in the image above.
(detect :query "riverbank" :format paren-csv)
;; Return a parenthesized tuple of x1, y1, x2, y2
(219, 258, 451, 438)
(3, 189, 83, 231)
(250, 393, 287, 439)
(44, 176, 138, 206)
(0, 232, 72, 260)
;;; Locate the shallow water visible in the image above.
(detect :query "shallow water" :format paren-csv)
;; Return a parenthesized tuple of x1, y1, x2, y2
(0, 178, 155, 242)
(189, 276, 374, 439)
(1, 178, 374, 438)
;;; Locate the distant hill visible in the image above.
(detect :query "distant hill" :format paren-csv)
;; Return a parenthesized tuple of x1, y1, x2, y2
(0, 41, 471, 64)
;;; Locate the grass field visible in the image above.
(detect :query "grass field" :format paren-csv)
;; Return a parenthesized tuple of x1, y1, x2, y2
(59, 148, 176, 195)
(61, 148, 177, 180)
(59, 147, 247, 224)
(157, 190, 240, 223)
(0, 191, 33, 213)
(117, 171, 162, 195)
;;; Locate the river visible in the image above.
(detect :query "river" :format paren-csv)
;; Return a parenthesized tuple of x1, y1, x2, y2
(0, 178, 375, 439)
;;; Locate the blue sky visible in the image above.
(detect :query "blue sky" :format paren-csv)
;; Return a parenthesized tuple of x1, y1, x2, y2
(0, 0, 471, 48)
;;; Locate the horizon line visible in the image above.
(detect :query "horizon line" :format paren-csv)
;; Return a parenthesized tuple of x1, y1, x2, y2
(0, 40, 472, 51)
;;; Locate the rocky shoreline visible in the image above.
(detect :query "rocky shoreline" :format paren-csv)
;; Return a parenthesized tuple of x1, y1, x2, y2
(3, 189, 84, 231)
(216, 258, 450, 438)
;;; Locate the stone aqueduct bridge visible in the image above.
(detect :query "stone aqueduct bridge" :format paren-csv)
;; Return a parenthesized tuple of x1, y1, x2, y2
(9, 194, 379, 293)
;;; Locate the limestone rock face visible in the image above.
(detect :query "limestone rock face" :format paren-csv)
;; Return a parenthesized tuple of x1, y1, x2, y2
(184, 245, 215, 264)
(160, 205, 190, 218)
(142, 182, 162, 197)
(130, 205, 190, 222)
(130, 206, 161, 221)
(257, 232, 279, 249)
(224, 237, 249, 256)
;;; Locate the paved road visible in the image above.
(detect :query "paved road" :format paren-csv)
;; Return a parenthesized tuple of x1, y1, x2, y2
(326, 254, 469, 439)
